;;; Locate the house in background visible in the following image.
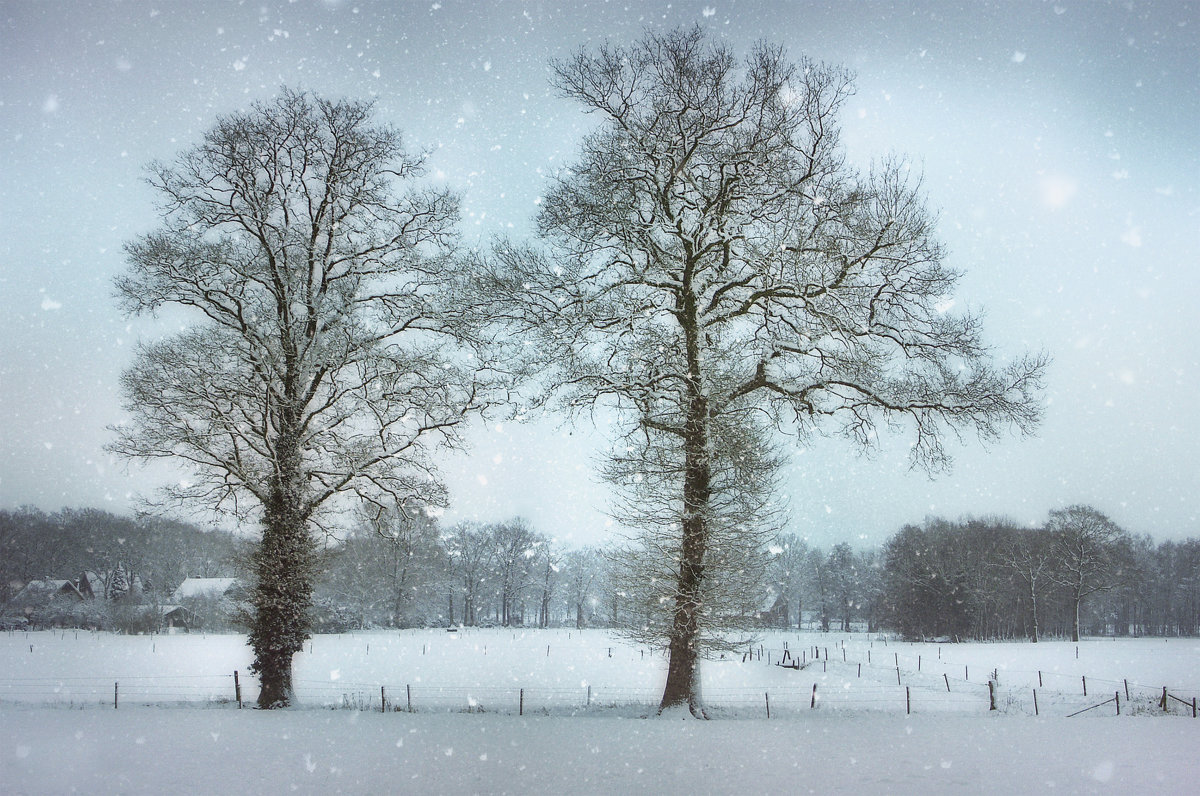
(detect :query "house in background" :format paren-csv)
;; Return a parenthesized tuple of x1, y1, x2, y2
(758, 592, 790, 629)
(169, 577, 243, 631)
(9, 578, 85, 609)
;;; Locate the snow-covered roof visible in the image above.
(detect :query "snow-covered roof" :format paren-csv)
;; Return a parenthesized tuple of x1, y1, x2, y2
(13, 579, 84, 602)
(26, 579, 70, 591)
(171, 578, 237, 601)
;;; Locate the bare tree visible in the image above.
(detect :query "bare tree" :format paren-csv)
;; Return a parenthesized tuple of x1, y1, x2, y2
(805, 546, 834, 633)
(320, 502, 446, 628)
(534, 541, 562, 628)
(1047, 505, 1129, 642)
(490, 518, 541, 627)
(827, 542, 858, 632)
(562, 547, 603, 628)
(996, 527, 1056, 642)
(111, 89, 488, 706)
(445, 522, 494, 625)
(360, 502, 446, 627)
(479, 29, 1044, 715)
(768, 533, 810, 630)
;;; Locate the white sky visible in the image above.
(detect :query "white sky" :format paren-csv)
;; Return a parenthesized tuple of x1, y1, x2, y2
(1, 0, 1197, 548)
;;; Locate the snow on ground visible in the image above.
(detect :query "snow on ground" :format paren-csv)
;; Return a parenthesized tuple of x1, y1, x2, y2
(4, 629, 1197, 716)
(2, 707, 1197, 795)
(2, 629, 1199, 793)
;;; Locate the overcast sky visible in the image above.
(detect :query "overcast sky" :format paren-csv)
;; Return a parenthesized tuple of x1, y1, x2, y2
(1, 0, 1197, 549)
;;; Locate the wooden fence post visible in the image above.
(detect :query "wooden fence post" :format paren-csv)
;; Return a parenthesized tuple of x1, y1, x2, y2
(1033, 688, 1039, 716)
(896, 667, 901, 686)
(810, 683, 817, 709)
(1124, 679, 1129, 701)
(906, 686, 911, 715)
(114, 682, 118, 710)
(1161, 686, 1168, 712)
(1038, 670, 1043, 688)
(587, 685, 591, 707)
(520, 688, 524, 716)
(381, 686, 387, 713)
(1115, 692, 1120, 716)
(944, 673, 950, 692)
(407, 684, 412, 712)
(1082, 676, 1087, 697)
(988, 680, 996, 711)
(765, 692, 770, 719)
(234, 670, 242, 709)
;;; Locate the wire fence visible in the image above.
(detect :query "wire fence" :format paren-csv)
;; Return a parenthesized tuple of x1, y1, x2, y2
(3, 630, 1198, 718)
(2, 668, 1197, 718)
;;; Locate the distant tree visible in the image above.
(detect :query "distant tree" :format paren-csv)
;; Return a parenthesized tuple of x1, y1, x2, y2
(489, 519, 542, 627)
(445, 522, 494, 625)
(318, 531, 392, 629)
(534, 541, 562, 628)
(996, 526, 1056, 642)
(1162, 539, 1200, 636)
(111, 89, 488, 706)
(855, 548, 886, 633)
(360, 502, 447, 627)
(805, 546, 834, 632)
(561, 547, 603, 628)
(107, 564, 130, 601)
(477, 28, 1045, 715)
(768, 534, 810, 630)
(1046, 505, 1129, 642)
(827, 543, 859, 631)
(882, 520, 977, 640)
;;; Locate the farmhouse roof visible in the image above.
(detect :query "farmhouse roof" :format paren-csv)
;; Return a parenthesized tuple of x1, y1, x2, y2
(13, 579, 84, 603)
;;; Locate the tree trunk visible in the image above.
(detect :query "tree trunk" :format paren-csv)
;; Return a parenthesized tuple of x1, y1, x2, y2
(1029, 580, 1040, 643)
(1072, 592, 1082, 643)
(249, 425, 315, 709)
(658, 389, 711, 717)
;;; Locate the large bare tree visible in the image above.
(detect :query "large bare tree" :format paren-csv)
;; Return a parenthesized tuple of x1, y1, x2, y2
(112, 89, 487, 706)
(1047, 505, 1129, 642)
(479, 28, 1045, 716)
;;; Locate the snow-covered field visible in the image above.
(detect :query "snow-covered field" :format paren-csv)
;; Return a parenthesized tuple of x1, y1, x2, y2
(3, 629, 1199, 794)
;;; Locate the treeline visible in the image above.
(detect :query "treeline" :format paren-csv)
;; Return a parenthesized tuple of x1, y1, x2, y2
(879, 508, 1200, 642)
(0, 507, 618, 632)
(762, 506, 1200, 642)
(7, 504, 1199, 640)
(314, 515, 611, 631)
(0, 506, 245, 608)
